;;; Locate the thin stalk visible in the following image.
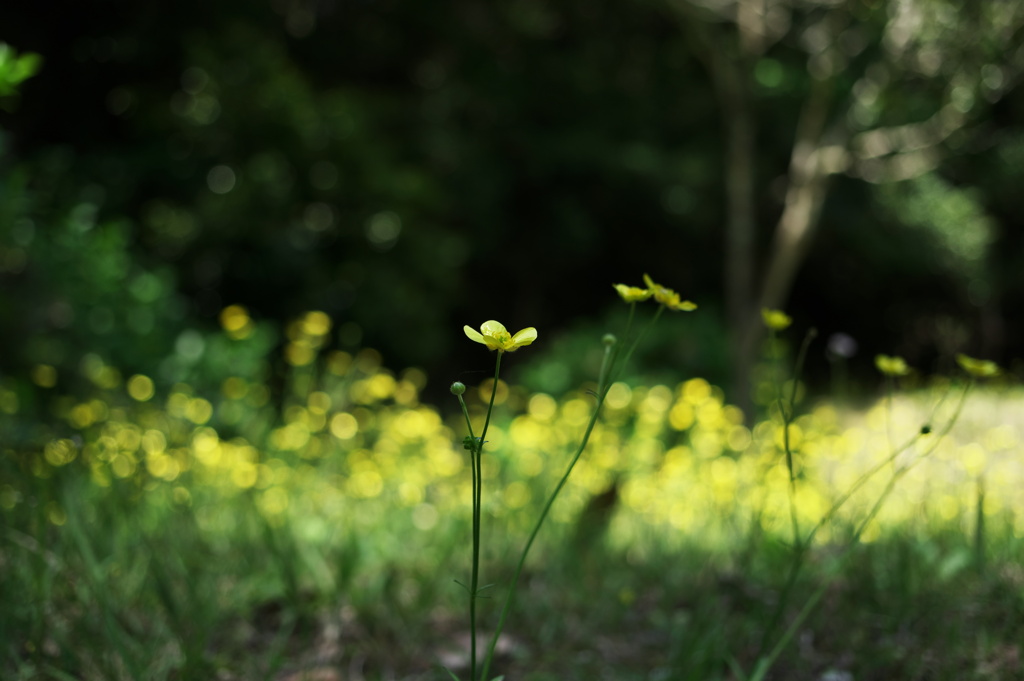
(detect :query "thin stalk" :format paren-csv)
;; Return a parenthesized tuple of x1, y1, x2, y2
(480, 353, 504, 446)
(758, 327, 814, 656)
(458, 352, 503, 681)
(798, 378, 967, 551)
(782, 328, 817, 540)
(848, 381, 971, 543)
(751, 378, 972, 677)
(974, 475, 986, 572)
(618, 305, 663, 377)
(885, 375, 896, 456)
(592, 301, 639, 393)
(479, 330, 625, 681)
(614, 302, 637, 374)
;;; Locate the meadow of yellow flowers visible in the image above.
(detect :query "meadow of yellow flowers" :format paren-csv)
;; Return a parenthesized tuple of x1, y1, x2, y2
(5, 308, 1022, 562)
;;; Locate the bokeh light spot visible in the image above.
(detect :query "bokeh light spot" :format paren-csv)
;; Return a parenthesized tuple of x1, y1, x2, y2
(31, 364, 57, 388)
(528, 393, 557, 421)
(220, 305, 254, 340)
(207, 165, 237, 194)
(366, 211, 402, 251)
(330, 413, 359, 440)
(412, 503, 438, 530)
(127, 374, 155, 401)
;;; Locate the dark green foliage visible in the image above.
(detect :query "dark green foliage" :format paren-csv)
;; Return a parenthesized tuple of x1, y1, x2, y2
(0, 0, 1019, 398)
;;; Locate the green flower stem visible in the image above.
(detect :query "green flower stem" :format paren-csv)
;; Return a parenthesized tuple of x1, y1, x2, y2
(781, 328, 817, 543)
(616, 302, 638, 371)
(758, 327, 814, 657)
(480, 352, 503, 447)
(751, 378, 973, 678)
(479, 334, 623, 681)
(455, 392, 479, 680)
(974, 474, 986, 573)
(801, 375, 965, 546)
(460, 352, 503, 681)
(617, 304, 663, 378)
(847, 380, 972, 543)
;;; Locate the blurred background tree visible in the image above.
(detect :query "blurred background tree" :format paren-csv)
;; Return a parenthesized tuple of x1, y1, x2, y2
(0, 0, 1022, 410)
(672, 0, 1024, 413)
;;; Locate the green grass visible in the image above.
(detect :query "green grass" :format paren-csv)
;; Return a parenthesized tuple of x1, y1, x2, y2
(6, 469, 1021, 681)
(2, 324, 1023, 680)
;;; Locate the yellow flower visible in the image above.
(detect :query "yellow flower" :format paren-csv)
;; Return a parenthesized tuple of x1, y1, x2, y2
(662, 291, 698, 312)
(761, 308, 792, 331)
(464, 320, 537, 353)
(642, 273, 672, 302)
(956, 353, 1001, 378)
(612, 283, 652, 303)
(875, 354, 911, 377)
(642, 274, 697, 312)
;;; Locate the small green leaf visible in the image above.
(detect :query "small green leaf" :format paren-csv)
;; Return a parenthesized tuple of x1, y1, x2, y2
(11, 52, 42, 82)
(0, 44, 42, 99)
(442, 666, 462, 681)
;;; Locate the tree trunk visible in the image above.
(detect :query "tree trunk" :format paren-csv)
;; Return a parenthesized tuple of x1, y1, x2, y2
(758, 77, 833, 312)
(679, 6, 761, 418)
(677, 1, 836, 421)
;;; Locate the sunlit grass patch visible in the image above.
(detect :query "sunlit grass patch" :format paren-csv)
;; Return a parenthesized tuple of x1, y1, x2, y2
(6, 350, 1023, 568)
(607, 382, 1024, 553)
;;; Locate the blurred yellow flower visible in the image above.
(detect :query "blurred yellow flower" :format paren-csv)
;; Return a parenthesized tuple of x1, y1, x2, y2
(761, 308, 792, 331)
(663, 291, 698, 312)
(464, 321, 537, 353)
(875, 354, 911, 377)
(642, 274, 697, 312)
(643, 273, 672, 302)
(612, 283, 652, 303)
(956, 353, 1001, 378)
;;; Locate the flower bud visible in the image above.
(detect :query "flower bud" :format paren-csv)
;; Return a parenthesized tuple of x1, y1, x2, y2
(761, 308, 792, 331)
(602, 333, 617, 347)
(956, 353, 1001, 378)
(450, 381, 466, 396)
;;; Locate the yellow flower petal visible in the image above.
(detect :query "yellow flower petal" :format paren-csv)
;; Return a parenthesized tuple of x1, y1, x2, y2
(641, 274, 695, 311)
(643, 273, 672, 303)
(464, 325, 485, 344)
(875, 354, 910, 377)
(480, 320, 508, 336)
(613, 283, 652, 303)
(465, 321, 537, 352)
(509, 327, 538, 350)
(667, 296, 697, 312)
(956, 353, 1001, 378)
